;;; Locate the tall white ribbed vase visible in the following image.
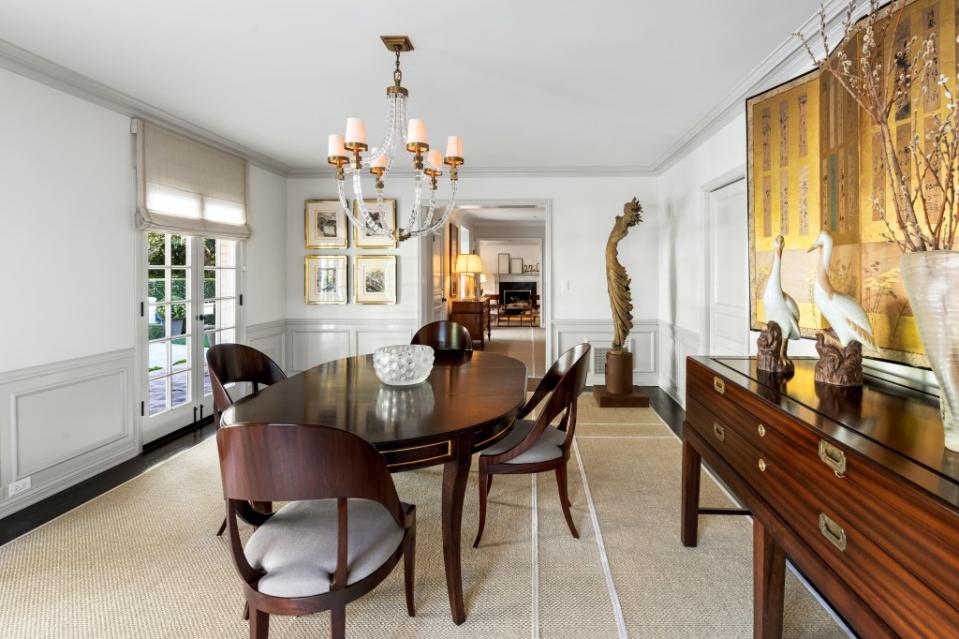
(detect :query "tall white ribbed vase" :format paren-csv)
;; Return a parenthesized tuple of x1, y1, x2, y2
(901, 251, 959, 452)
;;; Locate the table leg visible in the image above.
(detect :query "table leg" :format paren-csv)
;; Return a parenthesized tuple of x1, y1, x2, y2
(681, 438, 701, 547)
(442, 440, 472, 625)
(753, 519, 786, 639)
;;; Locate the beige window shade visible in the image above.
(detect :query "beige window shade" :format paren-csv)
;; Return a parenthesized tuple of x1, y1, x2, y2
(134, 119, 250, 240)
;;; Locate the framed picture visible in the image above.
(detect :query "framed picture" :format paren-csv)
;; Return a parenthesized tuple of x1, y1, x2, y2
(305, 199, 348, 249)
(449, 225, 459, 298)
(510, 257, 524, 274)
(353, 199, 397, 249)
(305, 255, 347, 304)
(497, 253, 510, 275)
(355, 255, 397, 305)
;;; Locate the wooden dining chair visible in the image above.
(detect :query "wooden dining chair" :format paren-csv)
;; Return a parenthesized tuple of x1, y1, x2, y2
(410, 320, 473, 352)
(207, 343, 287, 536)
(217, 422, 416, 639)
(473, 342, 591, 547)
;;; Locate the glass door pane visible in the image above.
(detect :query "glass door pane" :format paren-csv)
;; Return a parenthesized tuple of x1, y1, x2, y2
(200, 238, 239, 402)
(144, 233, 197, 440)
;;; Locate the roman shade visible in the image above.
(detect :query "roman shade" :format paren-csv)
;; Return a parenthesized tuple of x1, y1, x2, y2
(133, 118, 250, 240)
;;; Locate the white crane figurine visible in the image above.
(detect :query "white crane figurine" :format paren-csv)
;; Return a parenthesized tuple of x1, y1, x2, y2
(757, 235, 801, 373)
(807, 230, 875, 385)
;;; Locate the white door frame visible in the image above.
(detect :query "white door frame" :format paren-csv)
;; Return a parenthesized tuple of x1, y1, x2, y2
(136, 232, 245, 445)
(420, 198, 553, 373)
(700, 166, 746, 356)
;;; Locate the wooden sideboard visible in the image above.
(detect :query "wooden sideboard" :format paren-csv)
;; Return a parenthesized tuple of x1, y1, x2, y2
(450, 299, 490, 347)
(682, 356, 959, 638)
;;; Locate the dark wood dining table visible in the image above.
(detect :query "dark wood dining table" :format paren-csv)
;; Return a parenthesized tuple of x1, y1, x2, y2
(221, 350, 528, 625)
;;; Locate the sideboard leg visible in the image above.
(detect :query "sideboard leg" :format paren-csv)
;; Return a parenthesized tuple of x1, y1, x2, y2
(753, 519, 786, 639)
(681, 438, 701, 547)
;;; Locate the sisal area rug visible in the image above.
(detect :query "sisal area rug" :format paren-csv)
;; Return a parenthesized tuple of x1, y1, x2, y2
(0, 394, 846, 638)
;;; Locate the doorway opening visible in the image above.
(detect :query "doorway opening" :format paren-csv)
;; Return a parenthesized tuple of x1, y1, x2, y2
(420, 201, 550, 378)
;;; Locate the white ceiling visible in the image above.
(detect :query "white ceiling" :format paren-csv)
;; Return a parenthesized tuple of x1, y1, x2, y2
(0, 0, 823, 173)
(460, 207, 546, 224)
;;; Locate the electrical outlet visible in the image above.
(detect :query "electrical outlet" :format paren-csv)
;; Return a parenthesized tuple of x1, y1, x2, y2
(8, 476, 31, 497)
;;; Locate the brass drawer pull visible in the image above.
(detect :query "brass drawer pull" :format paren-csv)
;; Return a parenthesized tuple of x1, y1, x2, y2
(713, 423, 725, 442)
(713, 377, 725, 394)
(757, 424, 766, 437)
(819, 513, 847, 552)
(758, 458, 767, 472)
(818, 440, 847, 478)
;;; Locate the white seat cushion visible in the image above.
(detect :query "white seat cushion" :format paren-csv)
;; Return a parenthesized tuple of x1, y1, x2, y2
(481, 419, 566, 464)
(244, 499, 404, 598)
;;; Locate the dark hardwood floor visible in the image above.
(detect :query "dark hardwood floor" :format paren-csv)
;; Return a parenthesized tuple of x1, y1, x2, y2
(0, 418, 217, 546)
(0, 388, 685, 548)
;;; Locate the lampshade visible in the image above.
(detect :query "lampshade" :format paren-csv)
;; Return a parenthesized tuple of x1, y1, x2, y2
(454, 253, 483, 274)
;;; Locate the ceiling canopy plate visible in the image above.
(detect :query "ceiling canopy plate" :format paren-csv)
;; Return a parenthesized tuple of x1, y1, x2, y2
(380, 35, 413, 52)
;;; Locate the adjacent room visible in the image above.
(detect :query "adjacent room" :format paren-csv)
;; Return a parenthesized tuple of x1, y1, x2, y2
(1, 1, 957, 638)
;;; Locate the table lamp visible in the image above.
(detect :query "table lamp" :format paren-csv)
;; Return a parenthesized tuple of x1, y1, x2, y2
(454, 253, 483, 300)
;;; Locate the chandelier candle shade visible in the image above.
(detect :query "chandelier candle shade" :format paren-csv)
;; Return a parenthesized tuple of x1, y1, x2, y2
(328, 36, 465, 242)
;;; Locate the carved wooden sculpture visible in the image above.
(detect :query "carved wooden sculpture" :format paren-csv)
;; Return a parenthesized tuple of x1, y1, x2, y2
(606, 198, 644, 351)
(595, 198, 648, 407)
(815, 329, 864, 387)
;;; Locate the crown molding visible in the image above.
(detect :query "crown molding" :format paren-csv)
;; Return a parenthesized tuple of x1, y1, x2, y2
(0, 37, 291, 177)
(288, 164, 659, 179)
(653, 0, 870, 173)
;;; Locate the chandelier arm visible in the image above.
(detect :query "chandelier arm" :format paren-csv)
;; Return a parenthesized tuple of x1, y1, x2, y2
(404, 179, 458, 238)
(341, 174, 388, 236)
(404, 172, 424, 233)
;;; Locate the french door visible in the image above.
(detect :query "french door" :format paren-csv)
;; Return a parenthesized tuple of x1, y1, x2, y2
(142, 232, 241, 442)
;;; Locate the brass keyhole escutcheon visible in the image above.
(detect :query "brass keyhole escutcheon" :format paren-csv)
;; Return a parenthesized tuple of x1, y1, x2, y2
(757, 424, 766, 437)
(758, 458, 767, 472)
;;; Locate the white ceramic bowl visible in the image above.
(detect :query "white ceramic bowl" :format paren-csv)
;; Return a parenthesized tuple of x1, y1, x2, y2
(372, 344, 435, 386)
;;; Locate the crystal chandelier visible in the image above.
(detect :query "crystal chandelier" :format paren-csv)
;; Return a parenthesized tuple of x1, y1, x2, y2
(327, 36, 464, 242)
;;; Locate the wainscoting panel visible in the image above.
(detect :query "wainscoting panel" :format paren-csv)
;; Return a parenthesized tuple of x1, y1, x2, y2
(550, 319, 659, 386)
(247, 320, 287, 371)
(659, 322, 703, 408)
(0, 349, 137, 519)
(286, 319, 417, 374)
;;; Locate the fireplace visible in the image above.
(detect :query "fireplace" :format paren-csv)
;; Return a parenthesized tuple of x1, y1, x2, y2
(500, 281, 537, 316)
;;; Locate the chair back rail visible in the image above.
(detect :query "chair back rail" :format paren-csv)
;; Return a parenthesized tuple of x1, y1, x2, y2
(216, 423, 406, 526)
(488, 343, 591, 464)
(206, 344, 286, 421)
(411, 320, 473, 352)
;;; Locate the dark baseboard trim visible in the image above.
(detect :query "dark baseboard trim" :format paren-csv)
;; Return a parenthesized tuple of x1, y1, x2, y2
(143, 416, 214, 453)
(0, 418, 217, 546)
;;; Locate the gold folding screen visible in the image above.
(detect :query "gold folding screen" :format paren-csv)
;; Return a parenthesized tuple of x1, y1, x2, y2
(746, 0, 957, 367)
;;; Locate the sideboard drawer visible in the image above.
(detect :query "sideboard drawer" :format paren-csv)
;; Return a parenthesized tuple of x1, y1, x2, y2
(687, 361, 959, 609)
(688, 396, 959, 636)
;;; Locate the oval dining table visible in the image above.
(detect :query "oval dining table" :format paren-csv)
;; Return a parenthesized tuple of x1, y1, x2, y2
(221, 350, 528, 625)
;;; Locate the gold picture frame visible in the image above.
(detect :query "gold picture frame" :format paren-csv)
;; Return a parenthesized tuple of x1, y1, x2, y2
(354, 255, 397, 305)
(305, 199, 347, 249)
(305, 255, 347, 304)
(352, 199, 398, 249)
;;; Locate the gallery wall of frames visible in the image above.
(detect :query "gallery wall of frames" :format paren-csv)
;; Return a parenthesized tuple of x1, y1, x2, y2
(304, 198, 399, 305)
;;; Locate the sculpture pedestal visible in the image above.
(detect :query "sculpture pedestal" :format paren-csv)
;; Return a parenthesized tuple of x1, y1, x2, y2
(593, 349, 649, 408)
(592, 385, 650, 408)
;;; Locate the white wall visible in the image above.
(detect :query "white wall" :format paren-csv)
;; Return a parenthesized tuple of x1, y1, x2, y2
(657, 115, 747, 403)
(0, 66, 289, 517)
(478, 239, 542, 285)
(245, 165, 288, 327)
(456, 177, 660, 323)
(0, 68, 136, 373)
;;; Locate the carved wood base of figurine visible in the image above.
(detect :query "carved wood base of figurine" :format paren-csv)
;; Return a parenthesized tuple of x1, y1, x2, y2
(756, 321, 794, 375)
(814, 329, 863, 387)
